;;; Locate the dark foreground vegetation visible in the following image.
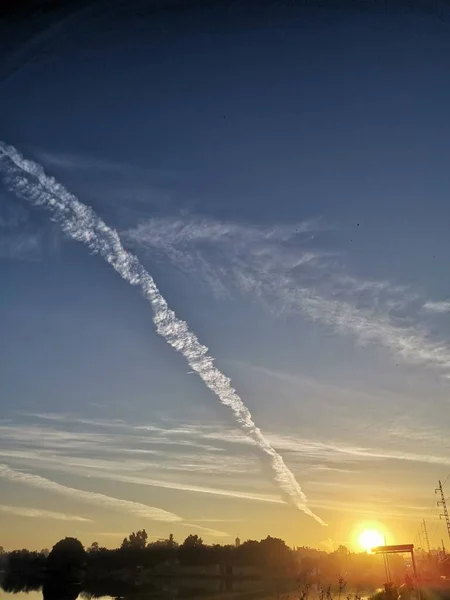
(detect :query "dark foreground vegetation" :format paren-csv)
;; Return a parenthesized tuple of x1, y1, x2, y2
(2, 531, 450, 600)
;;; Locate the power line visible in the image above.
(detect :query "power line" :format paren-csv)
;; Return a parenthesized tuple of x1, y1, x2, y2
(429, 516, 442, 543)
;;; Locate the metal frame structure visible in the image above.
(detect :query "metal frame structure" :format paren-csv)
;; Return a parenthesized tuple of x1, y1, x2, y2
(436, 480, 450, 542)
(372, 544, 420, 600)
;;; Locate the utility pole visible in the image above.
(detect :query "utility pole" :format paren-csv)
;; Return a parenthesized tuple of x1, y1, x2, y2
(436, 480, 450, 541)
(422, 520, 431, 554)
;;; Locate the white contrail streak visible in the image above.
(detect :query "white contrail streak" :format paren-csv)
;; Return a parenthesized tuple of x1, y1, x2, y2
(0, 504, 92, 522)
(0, 464, 181, 522)
(0, 142, 325, 525)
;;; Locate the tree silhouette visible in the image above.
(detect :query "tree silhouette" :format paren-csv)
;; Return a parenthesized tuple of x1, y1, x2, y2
(120, 529, 148, 550)
(181, 534, 203, 548)
(47, 537, 86, 580)
(88, 542, 100, 553)
(258, 536, 293, 572)
(179, 534, 206, 566)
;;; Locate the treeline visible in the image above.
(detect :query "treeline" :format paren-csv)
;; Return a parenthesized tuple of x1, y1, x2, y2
(1, 530, 410, 589)
(88, 531, 295, 572)
(3, 531, 450, 600)
(85, 530, 407, 586)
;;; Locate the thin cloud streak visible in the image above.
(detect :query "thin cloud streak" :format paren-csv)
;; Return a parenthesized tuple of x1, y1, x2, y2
(299, 293, 450, 372)
(3, 416, 450, 481)
(133, 421, 450, 468)
(0, 230, 44, 260)
(0, 143, 324, 526)
(309, 499, 430, 521)
(0, 443, 285, 504)
(24, 412, 128, 429)
(0, 504, 92, 522)
(125, 215, 450, 375)
(0, 464, 182, 523)
(59, 468, 286, 505)
(88, 532, 130, 538)
(181, 523, 230, 538)
(268, 434, 450, 467)
(134, 420, 450, 468)
(0, 464, 229, 537)
(38, 149, 177, 179)
(192, 518, 245, 523)
(124, 216, 328, 300)
(423, 301, 450, 314)
(125, 215, 321, 247)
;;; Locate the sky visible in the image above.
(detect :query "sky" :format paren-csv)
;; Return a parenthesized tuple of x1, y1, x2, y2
(1, 0, 450, 552)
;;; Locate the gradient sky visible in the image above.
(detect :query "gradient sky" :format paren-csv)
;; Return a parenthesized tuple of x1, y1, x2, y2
(2, 0, 450, 552)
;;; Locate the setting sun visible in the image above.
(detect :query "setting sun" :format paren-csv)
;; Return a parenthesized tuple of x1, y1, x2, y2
(358, 529, 385, 552)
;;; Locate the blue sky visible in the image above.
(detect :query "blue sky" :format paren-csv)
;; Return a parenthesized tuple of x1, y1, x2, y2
(1, 0, 450, 551)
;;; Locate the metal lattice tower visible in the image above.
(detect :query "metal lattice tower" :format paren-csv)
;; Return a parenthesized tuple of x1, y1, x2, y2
(421, 519, 430, 554)
(436, 480, 450, 541)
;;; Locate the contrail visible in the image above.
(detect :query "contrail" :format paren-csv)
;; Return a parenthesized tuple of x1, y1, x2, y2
(0, 504, 92, 522)
(0, 142, 325, 525)
(0, 464, 181, 522)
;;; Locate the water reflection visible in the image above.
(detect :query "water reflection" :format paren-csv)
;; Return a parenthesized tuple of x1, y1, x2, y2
(0, 576, 298, 600)
(1, 572, 375, 600)
(42, 580, 81, 600)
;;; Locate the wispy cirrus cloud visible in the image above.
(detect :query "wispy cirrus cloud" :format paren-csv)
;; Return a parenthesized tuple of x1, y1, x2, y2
(0, 200, 41, 260)
(37, 150, 177, 179)
(0, 415, 279, 507)
(0, 464, 182, 523)
(0, 195, 58, 260)
(54, 467, 285, 505)
(0, 230, 44, 261)
(1, 412, 446, 530)
(0, 448, 281, 505)
(87, 531, 130, 538)
(180, 523, 231, 538)
(299, 292, 450, 371)
(192, 518, 245, 523)
(0, 464, 231, 537)
(124, 215, 327, 300)
(124, 214, 450, 375)
(4, 416, 450, 496)
(36, 149, 175, 213)
(423, 300, 450, 314)
(310, 499, 430, 521)
(24, 412, 128, 429)
(0, 504, 92, 522)
(0, 200, 29, 229)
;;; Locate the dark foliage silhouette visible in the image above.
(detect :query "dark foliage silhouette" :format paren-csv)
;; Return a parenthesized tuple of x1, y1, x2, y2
(47, 537, 86, 580)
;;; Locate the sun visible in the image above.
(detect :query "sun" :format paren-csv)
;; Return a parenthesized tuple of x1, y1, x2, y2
(358, 529, 384, 552)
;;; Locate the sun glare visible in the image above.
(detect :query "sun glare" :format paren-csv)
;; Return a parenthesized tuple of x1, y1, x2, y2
(358, 529, 384, 552)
